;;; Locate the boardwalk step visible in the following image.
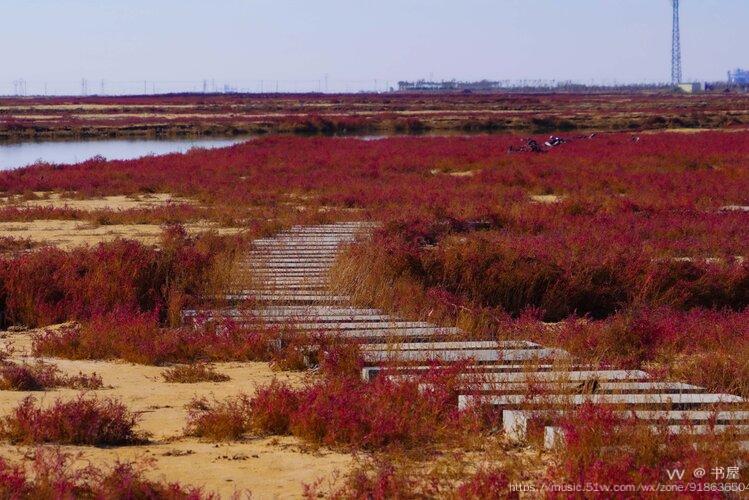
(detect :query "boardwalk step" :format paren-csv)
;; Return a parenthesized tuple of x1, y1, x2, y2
(190, 221, 747, 446)
(459, 392, 745, 411)
(361, 340, 541, 351)
(362, 347, 570, 365)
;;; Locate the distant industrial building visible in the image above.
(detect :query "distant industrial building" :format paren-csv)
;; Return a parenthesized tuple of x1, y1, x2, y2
(395, 79, 674, 93)
(677, 82, 704, 93)
(728, 69, 749, 86)
(397, 80, 504, 92)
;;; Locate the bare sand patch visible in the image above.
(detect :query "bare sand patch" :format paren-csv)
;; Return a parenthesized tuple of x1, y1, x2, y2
(641, 127, 749, 135)
(0, 104, 198, 112)
(0, 330, 352, 498)
(0, 219, 243, 250)
(720, 205, 749, 212)
(530, 194, 564, 204)
(2, 193, 193, 211)
(430, 169, 479, 177)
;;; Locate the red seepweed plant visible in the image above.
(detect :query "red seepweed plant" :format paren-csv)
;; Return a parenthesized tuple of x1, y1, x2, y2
(32, 310, 277, 365)
(544, 402, 749, 491)
(0, 343, 102, 391)
(0, 361, 102, 391)
(185, 363, 481, 452)
(0, 394, 146, 446)
(0, 227, 242, 329)
(0, 447, 210, 499)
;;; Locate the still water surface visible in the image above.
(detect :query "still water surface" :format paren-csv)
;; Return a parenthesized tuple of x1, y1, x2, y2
(0, 137, 251, 171)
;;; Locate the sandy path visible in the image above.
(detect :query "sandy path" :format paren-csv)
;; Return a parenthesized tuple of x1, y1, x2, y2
(0, 220, 243, 249)
(1, 193, 193, 211)
(0, 331, 353, 498)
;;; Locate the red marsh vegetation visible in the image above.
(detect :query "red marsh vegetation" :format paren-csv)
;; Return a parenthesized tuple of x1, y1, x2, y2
(0, 129, 747, 493)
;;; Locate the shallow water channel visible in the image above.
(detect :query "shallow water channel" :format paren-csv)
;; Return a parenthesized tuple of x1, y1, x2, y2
(0, 136, 251, 171)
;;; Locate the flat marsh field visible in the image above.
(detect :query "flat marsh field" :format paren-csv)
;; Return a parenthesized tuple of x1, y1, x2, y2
(0, 92, 747, 497)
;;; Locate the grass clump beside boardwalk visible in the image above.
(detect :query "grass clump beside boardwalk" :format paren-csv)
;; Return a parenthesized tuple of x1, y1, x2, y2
(545, 402, 749, 488)
(0, 394, 146, 446)
(0, 225, 242, 330)
(186, 369, 480, 452)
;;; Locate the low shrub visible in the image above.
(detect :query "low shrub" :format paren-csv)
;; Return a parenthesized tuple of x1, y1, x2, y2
(0, 360, 102, 391)
(0, 228, 241, 329)
(185, 395, 252, 441)
(545, 402, 749, 489)
(0, 448, 210, 499)
(0, 394, 145, 446)
(188, 370, 477, 452)
(249, 381, 301, 435)
(161, 363, 230, 383)
(337, 223, 748, 326)
(309, 458, 512, 499)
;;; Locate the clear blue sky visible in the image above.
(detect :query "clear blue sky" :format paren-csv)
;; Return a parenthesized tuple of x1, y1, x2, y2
(2, 0, 748, 94)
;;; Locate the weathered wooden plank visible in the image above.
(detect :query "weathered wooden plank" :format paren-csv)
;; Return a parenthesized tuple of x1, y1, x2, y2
(272, 321, 436, 330)
(361, 364, 597, 382)
(232, 315, 395, 323)
(244, 271, 329, 275)
(252, 244, 344, 249)
(447, 369, 651, 384)
(244, 260, 337, 265)
(239, 263, 333, 269)
(183, 306, 385, 317)
(247, 284, 329, 290)
(254, 306, 384, 315)
(331, 328, 460, 341)
(363, 348, 569, 364)
(448, 381, 705, 395)
(245, 256, 337, 261)
(231, 280, 325, 286)
(246, 250, 340, 254)
(253, 280, 329, 285)
(361, 340, 539, 351)
(459, 392, 744, 411)
(503, 408, 749, 443)
(543, 424, 749, 450)
(224, 294, 349, 303)
(227, 291, 347, 299)
(228, 293, 349, 300)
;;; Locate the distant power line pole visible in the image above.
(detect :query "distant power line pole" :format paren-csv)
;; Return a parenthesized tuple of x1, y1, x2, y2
(671, 0, 682, 85)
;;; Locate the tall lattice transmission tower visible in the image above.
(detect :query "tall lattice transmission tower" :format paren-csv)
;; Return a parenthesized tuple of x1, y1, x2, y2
(671, 0, 682, 85)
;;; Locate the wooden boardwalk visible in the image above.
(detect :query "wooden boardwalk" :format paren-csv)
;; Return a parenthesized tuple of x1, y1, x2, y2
(186, 222, 748, 449)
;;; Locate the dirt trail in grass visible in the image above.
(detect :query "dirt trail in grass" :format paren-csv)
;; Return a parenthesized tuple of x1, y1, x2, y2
(0, 329, 353, 498)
